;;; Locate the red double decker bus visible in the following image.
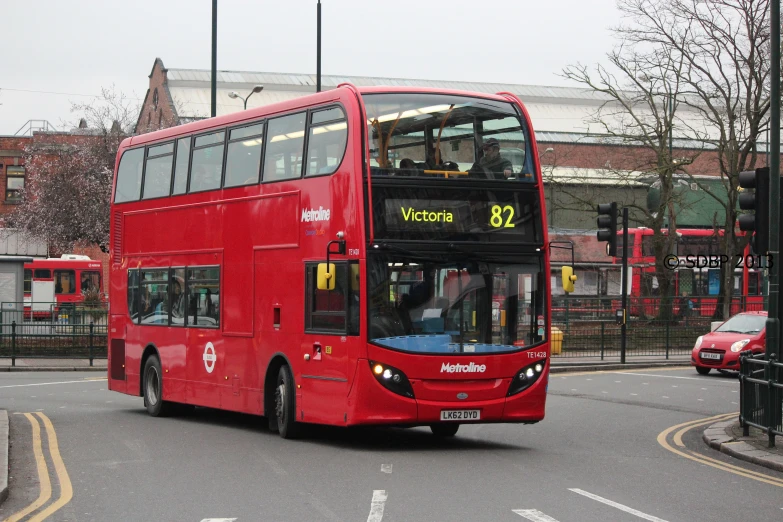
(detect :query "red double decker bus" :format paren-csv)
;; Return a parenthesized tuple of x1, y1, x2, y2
(618, 227, 763, 316)
(23, 255, 104, 318)
(108, 85, 556, 438)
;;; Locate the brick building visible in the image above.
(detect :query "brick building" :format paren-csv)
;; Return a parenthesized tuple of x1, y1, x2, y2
(0, 130, 110, 284)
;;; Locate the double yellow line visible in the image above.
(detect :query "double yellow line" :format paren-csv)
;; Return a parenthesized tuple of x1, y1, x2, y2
(3, 413, 73, 522)
(657, 412, 783, 488)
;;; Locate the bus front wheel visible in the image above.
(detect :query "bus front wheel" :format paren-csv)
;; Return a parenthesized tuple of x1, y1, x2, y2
(143, 355, 174, 417)
(430, 423, 459, 437)
(275, 365, 301, 439)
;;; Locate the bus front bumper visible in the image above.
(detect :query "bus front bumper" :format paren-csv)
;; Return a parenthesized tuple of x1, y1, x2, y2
(345, 361, 547, 427)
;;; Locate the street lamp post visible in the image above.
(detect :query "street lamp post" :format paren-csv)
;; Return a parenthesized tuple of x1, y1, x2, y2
(228, 85, 264, 110)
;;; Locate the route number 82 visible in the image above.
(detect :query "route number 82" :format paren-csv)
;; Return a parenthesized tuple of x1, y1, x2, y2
(490, 205, 516, 228)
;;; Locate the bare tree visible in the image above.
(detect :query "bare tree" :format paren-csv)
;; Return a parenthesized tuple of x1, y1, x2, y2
(565, 0, 774, 319)
(562, 28, 700, 320)
(7, 86, 176, 253)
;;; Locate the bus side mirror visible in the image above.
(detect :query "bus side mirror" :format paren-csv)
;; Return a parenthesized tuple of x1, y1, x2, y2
(317, 263, 336, 290)
(562, 266, 577, 293)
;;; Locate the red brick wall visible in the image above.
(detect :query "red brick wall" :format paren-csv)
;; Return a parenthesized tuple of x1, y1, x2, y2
(0, 136, 31, 223)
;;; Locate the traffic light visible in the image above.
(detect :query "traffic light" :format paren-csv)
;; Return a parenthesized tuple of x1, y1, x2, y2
(738, 167, 769, 255)
(597, 202, 618, 257)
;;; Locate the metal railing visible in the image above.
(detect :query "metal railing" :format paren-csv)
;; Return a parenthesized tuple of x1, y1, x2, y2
(739, 351, 783, 447)
(0, 304, 108, 366)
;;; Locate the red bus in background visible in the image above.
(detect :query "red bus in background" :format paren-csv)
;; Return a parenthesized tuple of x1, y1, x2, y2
(23, 255, 104, 317)
(617, 228, 763, 316)
(108, 84, 558, 439)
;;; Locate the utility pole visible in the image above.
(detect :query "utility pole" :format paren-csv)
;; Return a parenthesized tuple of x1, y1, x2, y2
(767, 0, 780, 362)
(317, 0, 322, 93)
(211, 0, 217, 118)
(621, 207, 629, 364)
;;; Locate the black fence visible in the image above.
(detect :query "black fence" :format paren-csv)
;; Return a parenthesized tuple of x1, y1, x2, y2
(0, 296, 763, 363)
(0, 306, 108, 366)
(739, 352, 782, 447)
(549, 296, 762, 359)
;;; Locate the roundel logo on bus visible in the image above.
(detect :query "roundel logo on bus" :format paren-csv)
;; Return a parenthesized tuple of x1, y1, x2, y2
(203, 342, 216, 374)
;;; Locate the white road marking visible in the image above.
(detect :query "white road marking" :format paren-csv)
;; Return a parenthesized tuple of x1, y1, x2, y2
(622, 372, 735, 384)
(697, 399, 704, 402)
(662, 396, 670, 399)
(571, 389, 577, 392)
(615, 380, 622, 383)
(200, 519, 237, 522)
(381, 464, 392, 473)
(569, 488, 669, 522)
(0, 380, 105, 389)
(601, 391, 608, 394)
(631, 393, 638, 396)
(513, 509, 561, 521)
(367, 490, 387, 522)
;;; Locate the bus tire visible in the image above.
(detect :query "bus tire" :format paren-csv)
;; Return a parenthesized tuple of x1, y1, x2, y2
(143, 355, 174, 417)
(275, 365, 301, 439)
(430, 423, 459, 437)
(695, 366, 711, 375)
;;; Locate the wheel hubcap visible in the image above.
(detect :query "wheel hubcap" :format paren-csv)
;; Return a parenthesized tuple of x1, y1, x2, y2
(146, 366, 159, 405)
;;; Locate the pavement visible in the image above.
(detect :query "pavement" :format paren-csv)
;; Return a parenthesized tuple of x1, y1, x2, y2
(703, 417, 783, 472)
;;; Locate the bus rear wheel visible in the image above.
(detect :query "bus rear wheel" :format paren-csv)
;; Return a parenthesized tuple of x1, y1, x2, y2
(430, 423, 459, 437)
(143, 355, 174, 417)
(275, 365, 301, 439)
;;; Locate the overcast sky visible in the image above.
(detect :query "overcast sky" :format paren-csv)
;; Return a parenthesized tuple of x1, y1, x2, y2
(1, 0, 623, 135)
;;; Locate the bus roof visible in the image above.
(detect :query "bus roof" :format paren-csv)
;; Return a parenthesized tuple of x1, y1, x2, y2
(120, 84, 523, 151)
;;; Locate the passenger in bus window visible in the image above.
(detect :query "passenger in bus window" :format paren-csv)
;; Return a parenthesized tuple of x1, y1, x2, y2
(468, 138, 512, 179)
(171, 280, 185, 319)
(81, 273, 92, 292)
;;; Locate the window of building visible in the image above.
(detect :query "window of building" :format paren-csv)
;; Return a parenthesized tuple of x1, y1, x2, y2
(305, 262, 359, 335)
(263, 112, 306, 182)
(115, 148, 145, 203)
(172, 137, 191, 195)
(54, 270, 76, 294)
(306, 107, 347, 176)
(142, 142, 174, 199)
(5, 166, 25, 203)
(224, 122, 264, 187)
(189, 131, 225, 192)
(187, 267, 220, 327)
(153, 88, 159, 110)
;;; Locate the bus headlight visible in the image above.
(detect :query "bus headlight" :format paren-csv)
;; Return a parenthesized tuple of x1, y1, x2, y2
(369, 361, 414, 398)
(507, 360, 546, 396)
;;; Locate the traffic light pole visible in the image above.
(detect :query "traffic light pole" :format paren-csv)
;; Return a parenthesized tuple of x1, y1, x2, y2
(767, 0, 780, 362)
(621, 207, 628, 364)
